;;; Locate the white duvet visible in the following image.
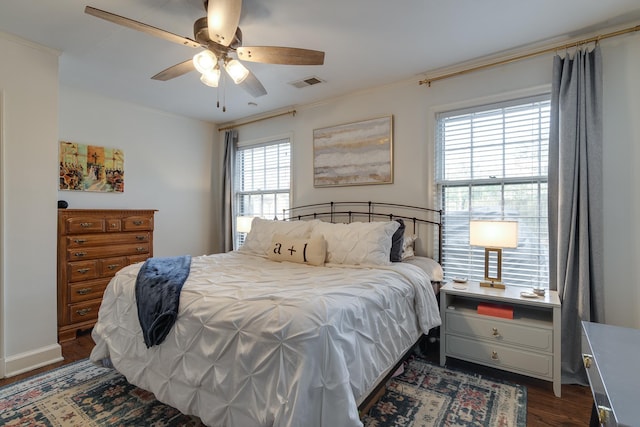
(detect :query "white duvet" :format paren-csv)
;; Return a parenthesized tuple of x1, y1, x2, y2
(90, 251, 441, 427)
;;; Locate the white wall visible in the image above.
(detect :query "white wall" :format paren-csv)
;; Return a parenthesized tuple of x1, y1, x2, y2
(230, 32, 640, 329)
(0, 33, 61, 374)
(59, 87, 217, 258)
(0, 31, 218, 377)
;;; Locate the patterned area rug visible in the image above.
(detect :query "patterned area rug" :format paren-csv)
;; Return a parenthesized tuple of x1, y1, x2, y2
(362, 356, 527, 426)
(0, 355, 525, 426)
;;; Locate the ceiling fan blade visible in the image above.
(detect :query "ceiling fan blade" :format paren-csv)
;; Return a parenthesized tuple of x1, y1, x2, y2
(85, 6, 201, 48)
(151, 59, 196, 81)
(236, 46, 325, 65)
(238, 70, 267, 97)
(207, 0, 242, 47)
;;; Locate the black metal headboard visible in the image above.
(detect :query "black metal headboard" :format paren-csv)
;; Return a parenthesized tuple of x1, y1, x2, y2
(282, 201, 442, 263)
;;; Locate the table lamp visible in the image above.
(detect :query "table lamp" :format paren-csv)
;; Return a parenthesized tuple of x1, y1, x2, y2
(469, 220, 518, 289)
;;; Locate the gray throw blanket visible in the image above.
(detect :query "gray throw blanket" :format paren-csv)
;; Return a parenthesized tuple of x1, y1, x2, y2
(135, 255, 192, 348)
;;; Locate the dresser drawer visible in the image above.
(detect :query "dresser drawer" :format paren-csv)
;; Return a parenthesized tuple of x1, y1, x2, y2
(67, 232, 150, 248)
(581, 328, 614, 425)
(67, 242, 150, 261)
(64, 217, 106, 234)
(122, 215, 153, 231)
(67, 260, 99, 282)
(69, 279, 109, 303)
(68, 300, 102, 323)
(128, 254, 151, 264)
(99, 256, 127, 277)
(446, 334, 553, 379)
(446, 311, 553, 352)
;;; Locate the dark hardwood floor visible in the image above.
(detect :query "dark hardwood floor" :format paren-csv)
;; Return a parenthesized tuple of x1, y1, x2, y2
(0, 331, 594, 426)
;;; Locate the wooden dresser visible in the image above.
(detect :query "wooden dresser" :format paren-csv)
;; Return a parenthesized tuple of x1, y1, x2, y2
(57, 209, 156, 342)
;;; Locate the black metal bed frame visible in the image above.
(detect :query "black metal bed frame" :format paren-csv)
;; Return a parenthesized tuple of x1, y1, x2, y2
(282, 201, 443, 263)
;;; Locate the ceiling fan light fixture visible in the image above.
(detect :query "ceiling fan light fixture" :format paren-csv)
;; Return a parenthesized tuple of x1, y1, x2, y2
(225, 59, 249, 84)
(193, 50, 217, 74)
(200, 67, 221, 87)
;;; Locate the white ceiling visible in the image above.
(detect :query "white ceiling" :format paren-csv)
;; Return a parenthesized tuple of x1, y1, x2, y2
(2, 0, 640, 123)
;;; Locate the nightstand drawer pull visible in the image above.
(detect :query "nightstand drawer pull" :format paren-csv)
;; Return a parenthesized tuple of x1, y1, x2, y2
(76, 308, 92, 316)
(76, 268, 90, 274)
(492, 327, 500, 337)
(133, 220, 143, 225)
(107, 264, 121, 270)
(73, 239, 87, 244)
(74, 252, 87, 257)
(136, 247, 146, 252)
(491, 351, 499, 360)
(76, 288, 92, 295)
(582, 354, 592, 369)
(136, 235, 146, 241)
(80, 222, 93, 228)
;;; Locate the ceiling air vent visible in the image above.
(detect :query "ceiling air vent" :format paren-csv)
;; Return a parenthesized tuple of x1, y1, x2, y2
(289, 76, 325, 89)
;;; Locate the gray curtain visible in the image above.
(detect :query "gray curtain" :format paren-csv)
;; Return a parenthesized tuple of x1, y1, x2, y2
(222, 129, 238, 252)
(548, 44, 604, 385)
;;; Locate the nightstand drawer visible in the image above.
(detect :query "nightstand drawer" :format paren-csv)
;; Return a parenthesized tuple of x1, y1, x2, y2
(446, 311, 553, 352)
(446, 334, 553, 379)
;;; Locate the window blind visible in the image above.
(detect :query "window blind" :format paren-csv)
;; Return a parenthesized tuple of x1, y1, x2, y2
(436, 95, 550, 288)
(235, 138, 291, 247)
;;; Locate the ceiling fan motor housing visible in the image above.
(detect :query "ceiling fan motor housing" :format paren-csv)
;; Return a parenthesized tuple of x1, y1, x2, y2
(194, 17, 242, 49)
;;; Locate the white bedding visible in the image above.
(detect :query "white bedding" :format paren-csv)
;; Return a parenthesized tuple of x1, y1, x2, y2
(90, 251, 441, 427)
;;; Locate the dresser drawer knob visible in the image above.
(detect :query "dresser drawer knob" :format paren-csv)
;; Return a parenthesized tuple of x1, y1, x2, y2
(76, 308, 92, 316)
(135, 235, 146, 241)
(582, 354, 592, 369)
(107, 264, 120, 270)
(76, 287, 92, 295)
(76, 268, 90, 274)
(133, 220, 143, 226)
(74, 239, 87, 244)
(80, 222, 93, 228)
(491, 351, 499, 360)
(492, 327, 500, 337)
(136, 247, 145, 252)
(74, 252, 87, 257)
(598, 406, 611, 423)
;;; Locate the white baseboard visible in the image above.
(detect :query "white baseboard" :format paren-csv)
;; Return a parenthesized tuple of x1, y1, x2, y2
(4, 343, 63, 377)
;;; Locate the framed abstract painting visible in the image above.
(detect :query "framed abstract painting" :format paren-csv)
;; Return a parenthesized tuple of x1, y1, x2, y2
(313, 115, 393, 187)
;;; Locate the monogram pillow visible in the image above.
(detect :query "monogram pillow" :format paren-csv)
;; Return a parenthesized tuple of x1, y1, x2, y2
(267, 234, 327, 266)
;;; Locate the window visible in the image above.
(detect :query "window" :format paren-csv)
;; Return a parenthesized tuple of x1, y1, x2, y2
(435, 95, 550, 288)
(235, 137, 291, 247)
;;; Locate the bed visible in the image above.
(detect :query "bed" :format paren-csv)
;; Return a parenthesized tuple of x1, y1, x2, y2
(90, 202, 443, 427)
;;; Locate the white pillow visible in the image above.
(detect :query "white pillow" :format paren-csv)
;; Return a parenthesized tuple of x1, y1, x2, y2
(239, 218, 315, 256)
(403, 256, 444, 282)
(267, 234, 327, 266)
(311, 221, 400, 265)
(401, 234, 418, 259)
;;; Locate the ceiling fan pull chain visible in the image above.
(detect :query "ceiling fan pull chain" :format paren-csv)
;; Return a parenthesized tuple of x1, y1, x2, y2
(222, 72, 227, 112)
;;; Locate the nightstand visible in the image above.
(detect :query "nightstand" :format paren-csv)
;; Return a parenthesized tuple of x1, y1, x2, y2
(439, 281, 561, 397)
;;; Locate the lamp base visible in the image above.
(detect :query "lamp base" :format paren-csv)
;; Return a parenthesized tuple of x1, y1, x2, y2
(479, 280, 505, 289)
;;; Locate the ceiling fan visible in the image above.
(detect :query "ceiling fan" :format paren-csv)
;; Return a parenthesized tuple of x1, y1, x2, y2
(84, 0, 325, 105)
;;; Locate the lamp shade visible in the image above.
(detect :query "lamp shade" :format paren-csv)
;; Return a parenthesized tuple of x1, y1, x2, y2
(193, 50, 217, 74)
(469, 220, 518, 248)
(236, 216, 254, 233)
(224, 59, 249, 84)
(200, 67, 221, 87)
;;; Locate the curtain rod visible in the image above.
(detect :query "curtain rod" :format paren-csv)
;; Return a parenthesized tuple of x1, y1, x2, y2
(218, 109, 297, 132)
(419, 24, 640, 87)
